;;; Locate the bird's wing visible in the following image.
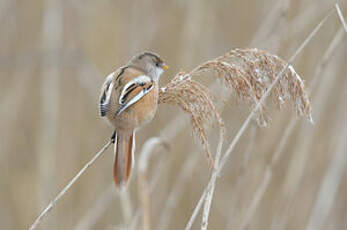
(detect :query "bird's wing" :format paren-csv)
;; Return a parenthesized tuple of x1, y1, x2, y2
(116, 75, 153, 116)
(99, 72, 115, 117)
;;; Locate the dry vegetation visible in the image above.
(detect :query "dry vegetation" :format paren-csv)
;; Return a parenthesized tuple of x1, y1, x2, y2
(0, 1, 347, 230)
(159, 48, 313, 165)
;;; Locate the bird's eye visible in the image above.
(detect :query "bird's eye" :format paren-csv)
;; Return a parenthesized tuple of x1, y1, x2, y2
(156, 63, 160, 67)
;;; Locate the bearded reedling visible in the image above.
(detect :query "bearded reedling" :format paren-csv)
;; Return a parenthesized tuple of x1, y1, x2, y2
(99, 52, 168, 188)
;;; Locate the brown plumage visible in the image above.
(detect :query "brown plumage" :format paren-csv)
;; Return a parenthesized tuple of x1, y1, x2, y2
(99, 52, 168, 188)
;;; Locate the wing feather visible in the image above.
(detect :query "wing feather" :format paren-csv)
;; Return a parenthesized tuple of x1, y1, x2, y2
(116, 75, 153, 115)
(99, 72, 115, 117)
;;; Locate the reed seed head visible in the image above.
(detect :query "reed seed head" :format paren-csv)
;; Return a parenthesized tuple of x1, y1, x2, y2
(159, 48, 312, 164)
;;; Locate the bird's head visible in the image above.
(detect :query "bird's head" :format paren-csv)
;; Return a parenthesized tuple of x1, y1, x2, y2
(128, 51, 168, 81)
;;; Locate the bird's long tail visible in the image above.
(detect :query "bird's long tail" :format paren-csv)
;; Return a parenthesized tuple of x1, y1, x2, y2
(113, 131, 135, 188)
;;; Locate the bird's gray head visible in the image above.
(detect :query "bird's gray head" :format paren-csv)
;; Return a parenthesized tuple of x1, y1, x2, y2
(128, 51, 168, 81)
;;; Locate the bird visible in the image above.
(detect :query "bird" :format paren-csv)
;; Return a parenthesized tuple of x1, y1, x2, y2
(99, 51, 168, 188)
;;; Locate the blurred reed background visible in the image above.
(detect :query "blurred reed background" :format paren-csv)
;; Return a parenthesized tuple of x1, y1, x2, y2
(0, 0, 346, 229)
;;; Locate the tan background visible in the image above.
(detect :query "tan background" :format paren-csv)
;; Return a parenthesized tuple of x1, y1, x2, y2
(0, 0, 346, 229)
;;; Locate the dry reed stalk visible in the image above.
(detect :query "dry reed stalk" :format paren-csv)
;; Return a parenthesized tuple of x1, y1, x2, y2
(177, 0, 211, 67)
(257, 0, 290, 51)
(305, 85, 347, 230)
(225, 125, 257, 228)
(287, 2, 332, 39)
(29, 140, 112, 230)
(38, 0, 62, 229)
(335, 3, 347, 32)
(276, 65, 342, 229)
(184, 1, 291, 227)
(159, 73, 226, 230)
(224, 2, 288, 225)
(241, 126, 257, 171)
(250, 0, 289, 46)
(0, 74, 32, 230)
(138, 167, 151, 230)
(184, 8, 334, 229)
(240, 26, 345, 230)
(0, 0, 11, 21)
(269, 27, 345, 230)
(185, 187, 208, 230)
(201, 128, 224, 230)
(129, 155, 167, 230)
(155, 151, 199, 230)
(137, 138, 170, 230)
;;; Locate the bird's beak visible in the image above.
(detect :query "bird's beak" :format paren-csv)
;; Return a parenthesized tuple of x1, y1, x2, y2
(161, 63, 169, 70)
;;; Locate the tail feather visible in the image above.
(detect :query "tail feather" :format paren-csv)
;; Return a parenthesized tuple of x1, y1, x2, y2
(113, 131, 135, 188)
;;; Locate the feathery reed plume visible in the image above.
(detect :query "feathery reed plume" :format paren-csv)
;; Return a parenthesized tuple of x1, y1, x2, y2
(195, 48, 312, 126)
(159, 48, 312, 165)
(159, 73, 224, 166)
